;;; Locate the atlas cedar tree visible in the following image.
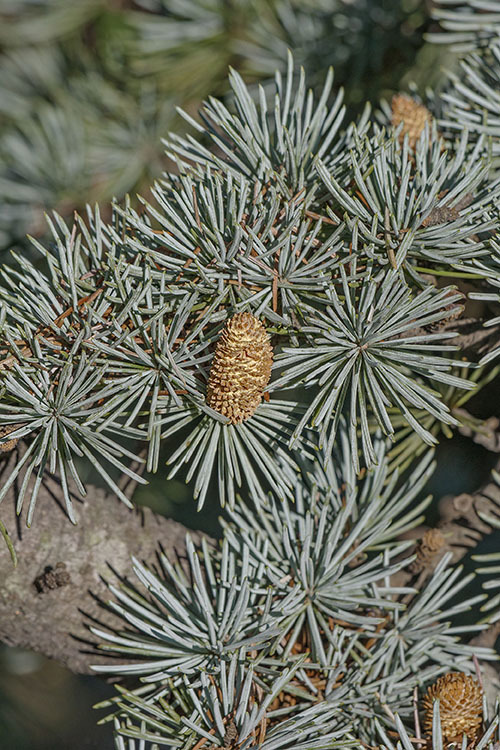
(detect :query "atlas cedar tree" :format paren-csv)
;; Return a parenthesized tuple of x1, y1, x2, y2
(1, 1, 500, 748)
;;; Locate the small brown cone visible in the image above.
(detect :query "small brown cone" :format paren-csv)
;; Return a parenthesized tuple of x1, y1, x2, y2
(422, 673, 483, 745)
(206, 312, 273, 424)
(391, 94, 432, 149)
(0, 424, 21, 453)
(410, 528, 447, 573)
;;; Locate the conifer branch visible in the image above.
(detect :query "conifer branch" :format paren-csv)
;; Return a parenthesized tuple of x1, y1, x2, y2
(0, 442, 202, 675)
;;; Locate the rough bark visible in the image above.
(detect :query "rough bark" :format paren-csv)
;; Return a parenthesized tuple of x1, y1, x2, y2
(0, 443, 200, 675)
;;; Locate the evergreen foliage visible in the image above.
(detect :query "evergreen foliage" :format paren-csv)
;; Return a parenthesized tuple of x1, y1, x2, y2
(2, 2, 500, 749)
(430, 0, 500, 50)
(440, 40, 500, 172)
(1, 55, 499, 514)
(94, 433, 494, 748)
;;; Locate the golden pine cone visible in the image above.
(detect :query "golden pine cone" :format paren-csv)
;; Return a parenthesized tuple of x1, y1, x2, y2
(206, 312, 273, 425)
(391, 94, 432, 149)
(422, 673, 483, 745)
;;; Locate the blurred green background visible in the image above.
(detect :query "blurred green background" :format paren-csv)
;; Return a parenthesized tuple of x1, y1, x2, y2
(1, 1, 494, 748)
(0, 0, 446, 255)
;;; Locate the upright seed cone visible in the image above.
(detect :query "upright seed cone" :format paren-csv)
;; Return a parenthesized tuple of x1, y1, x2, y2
(422, 673, 483, 745)
(391, 93, 432, 149)
(206, 312, 273, 424)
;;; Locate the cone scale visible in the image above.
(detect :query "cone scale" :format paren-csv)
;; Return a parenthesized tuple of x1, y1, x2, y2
(422, 673, 483, 745)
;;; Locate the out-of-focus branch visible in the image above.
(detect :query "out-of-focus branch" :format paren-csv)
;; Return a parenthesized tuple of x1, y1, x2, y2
(397, 458, 500, 580)
(456, 410, 500, 452)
